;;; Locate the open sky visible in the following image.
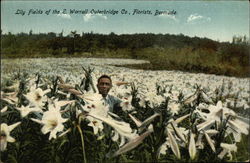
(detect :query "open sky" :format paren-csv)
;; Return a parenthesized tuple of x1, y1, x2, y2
(1, 1, 249, 42)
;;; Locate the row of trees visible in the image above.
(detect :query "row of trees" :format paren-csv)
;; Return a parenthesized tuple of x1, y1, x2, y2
(1, 30, 248, 54)
(1, 30, 249, 70)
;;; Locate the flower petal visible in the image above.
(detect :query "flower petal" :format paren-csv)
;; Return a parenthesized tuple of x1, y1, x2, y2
(111, 130, 153, 157)
(189, 132, 196, 160)
(128, 114, 142, 127)
(168, 130, 181, 159)
(1, 106, 8, 113)
(6, 136, 15, 143)
(8, 122, 21, 132)
(204, 130, 216, 153)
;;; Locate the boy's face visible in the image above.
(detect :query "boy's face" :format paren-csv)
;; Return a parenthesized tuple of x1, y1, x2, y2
(97, 78, 112, 97)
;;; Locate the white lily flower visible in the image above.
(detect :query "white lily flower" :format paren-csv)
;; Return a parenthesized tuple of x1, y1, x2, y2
(16, 105, 43, 118)
(170, 90, 180, 102)
(218, 143, 237, 160)
(86, 116, 104, 135)
(88, 103, 109, 118)
(81, 93, 103, 104)
(153, 95, 165, 106)
(88, 112, 138, 146)
(0, 122, 21, 151)
(24, 87, 50, 108)
(120, 96, 133, 111)
(195, 100, 249, 141)
(163, 92, 172, 99)
(31, 103, 68, 140)
(81, 97, 110, 135)
(144, 91, 164, 107)
(157, 141, 169, 157)
(113, 86, 131, 99)
(203, 106, 248, 143)
(168, 102, 181, 115)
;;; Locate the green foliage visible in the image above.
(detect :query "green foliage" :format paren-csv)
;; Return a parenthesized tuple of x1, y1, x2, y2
(1, 31, 249, 77)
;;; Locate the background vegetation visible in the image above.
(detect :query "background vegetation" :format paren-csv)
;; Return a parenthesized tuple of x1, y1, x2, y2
(1, 30, 249, 77)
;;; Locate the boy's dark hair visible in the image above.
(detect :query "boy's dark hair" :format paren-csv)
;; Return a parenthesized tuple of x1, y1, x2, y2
(97, 75, 112, 83)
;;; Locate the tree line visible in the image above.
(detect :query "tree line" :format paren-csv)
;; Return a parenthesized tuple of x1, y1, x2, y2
(1, 30, 249, 77)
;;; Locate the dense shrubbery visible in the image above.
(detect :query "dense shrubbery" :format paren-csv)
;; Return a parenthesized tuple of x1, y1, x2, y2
(1, 31, 249, 77)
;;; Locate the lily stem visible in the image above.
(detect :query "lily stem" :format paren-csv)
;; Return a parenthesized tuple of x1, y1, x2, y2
(77, 125, 87, 163)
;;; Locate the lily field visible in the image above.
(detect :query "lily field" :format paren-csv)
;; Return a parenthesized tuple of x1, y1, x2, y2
(1, 58, 249, 162)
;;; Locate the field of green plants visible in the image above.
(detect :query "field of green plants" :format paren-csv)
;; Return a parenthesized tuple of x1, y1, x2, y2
(1, 58, 249, 162)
